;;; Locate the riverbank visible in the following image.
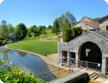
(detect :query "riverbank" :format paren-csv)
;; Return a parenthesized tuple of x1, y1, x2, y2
(5, 45, 70, 78)
(7, 39, 57, 55)
(5, 45, 108, 83)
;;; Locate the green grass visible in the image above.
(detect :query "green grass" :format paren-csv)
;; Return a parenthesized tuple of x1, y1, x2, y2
(7, 39, 57, 55)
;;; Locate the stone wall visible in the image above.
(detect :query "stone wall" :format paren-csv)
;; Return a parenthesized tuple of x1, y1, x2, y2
(58, 31, 108, 75)
(100, 20, 108, 31)
(74, 22, 94, 31)
(49, 72, 90, 83)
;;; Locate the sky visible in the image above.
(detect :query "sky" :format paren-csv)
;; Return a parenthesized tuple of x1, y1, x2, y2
(0, 0, 108, 28)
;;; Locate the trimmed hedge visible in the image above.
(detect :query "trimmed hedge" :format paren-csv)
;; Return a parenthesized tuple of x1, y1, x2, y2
(63, 27, 83, 42)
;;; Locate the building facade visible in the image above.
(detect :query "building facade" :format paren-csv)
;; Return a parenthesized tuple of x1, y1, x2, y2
(73, 15, 108, 32)
(58, 31, 108, 75)
(73, 17, 100, 31)
(98, 15, 108, 31)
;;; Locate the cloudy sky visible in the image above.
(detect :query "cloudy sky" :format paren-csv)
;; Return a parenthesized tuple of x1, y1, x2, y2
(0, 0, 108, 27)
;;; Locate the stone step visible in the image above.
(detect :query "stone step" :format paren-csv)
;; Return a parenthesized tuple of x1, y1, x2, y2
(90, 72, 99, 80)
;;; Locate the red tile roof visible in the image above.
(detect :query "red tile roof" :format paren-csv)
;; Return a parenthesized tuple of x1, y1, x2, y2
(58, 33, 63, 37)
(81, 17, 100, 28)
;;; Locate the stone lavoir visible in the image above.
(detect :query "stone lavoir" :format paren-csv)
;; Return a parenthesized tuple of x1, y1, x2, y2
(58, 31, 108, 76)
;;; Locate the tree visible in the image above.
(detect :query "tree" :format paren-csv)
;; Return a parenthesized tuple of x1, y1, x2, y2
(15, 23, 27, 41)
(53, 11, 76, 32)
(65, 11, 76, 26)
(52, 19, 60, 34)
(47, 25, 53, 29)
(7, 24, 14, 33)
(27, 25, 39, 37)
(38, 25, 46, 35)
(1, 20, 7, 28)
(0, 20, 9, 40)
(59, 15, 71, 31)
(94, 17, 101, 21)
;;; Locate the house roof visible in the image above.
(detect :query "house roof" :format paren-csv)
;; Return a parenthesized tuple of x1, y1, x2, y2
(81, 17, 100, 28)
(58, 33, 63, 37)
(98, 15, 108, 23)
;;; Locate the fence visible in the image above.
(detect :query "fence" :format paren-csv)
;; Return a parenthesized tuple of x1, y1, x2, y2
(62, 58, 102, 71)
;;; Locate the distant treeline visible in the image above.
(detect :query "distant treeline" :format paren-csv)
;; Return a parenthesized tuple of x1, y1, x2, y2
(0, 20, 53, 45)
(0, 11, 91, 45)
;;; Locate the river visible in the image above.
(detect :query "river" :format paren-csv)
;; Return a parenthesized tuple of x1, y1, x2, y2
(0, 47, 56, 81)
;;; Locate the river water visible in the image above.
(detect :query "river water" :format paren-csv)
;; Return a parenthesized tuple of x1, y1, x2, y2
(0, 47, 56, 81)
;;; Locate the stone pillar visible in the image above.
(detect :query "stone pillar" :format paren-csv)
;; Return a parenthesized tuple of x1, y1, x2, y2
(75, 51, 79, 67)
(102, 56, 107, 76)
(58, 43, 62, 64)
(67, 52, 70, 65)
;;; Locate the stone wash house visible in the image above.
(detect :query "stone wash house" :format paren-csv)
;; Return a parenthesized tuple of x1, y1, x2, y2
(58, 15, 108, 76)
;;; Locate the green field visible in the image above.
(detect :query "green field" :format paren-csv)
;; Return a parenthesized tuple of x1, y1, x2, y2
(7, 39, 58, 55)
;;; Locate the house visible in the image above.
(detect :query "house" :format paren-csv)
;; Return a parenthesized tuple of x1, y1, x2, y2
(58, 15, 108, 42)
(98, 15, 108, 31)
(73, 17, 100, 31)
(9, 33, 16, 42)
(74, 15, 108, 32)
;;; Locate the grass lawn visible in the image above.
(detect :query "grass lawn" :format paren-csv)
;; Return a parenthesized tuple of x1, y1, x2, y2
(7, 39, 58, 55)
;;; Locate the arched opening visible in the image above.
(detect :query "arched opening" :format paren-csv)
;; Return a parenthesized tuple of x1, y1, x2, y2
(79, 42, 102, 70)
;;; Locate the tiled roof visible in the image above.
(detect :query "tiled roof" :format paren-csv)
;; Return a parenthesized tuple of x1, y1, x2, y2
(58, 33, 63, 37)
(81, 17, 100, 28)
(98, 15, 108, 23)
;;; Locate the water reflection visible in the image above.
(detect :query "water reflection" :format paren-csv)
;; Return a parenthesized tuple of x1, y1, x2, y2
(0, 47, 55, 81)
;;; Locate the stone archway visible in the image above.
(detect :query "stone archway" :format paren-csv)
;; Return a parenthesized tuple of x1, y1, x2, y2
(78, 41, 102, 70)
(58, 31, 108, 75)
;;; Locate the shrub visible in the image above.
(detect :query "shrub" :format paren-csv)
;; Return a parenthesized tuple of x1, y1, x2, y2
(63, 27, 83, 42)
(63, 28, 72, 42)
(72, 27, 83, 37)
(0, 60, 47, 83)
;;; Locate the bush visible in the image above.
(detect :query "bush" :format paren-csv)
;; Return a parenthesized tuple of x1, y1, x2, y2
(0, 60, 47, 83)
(2, 39, 8, 45)
(63, 27, 83, 42)
(72, 27, 83, 37)
(63, 28, 73, 42)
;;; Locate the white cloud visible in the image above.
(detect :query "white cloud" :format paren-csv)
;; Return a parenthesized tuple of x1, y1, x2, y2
(0, 0, 4, 4)
(104, 0, 108, 4)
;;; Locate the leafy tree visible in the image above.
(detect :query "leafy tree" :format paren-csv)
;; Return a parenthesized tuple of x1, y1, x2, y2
(0, 20, 9, 40)
(53, 11, 76, 32)
(15, 23, 27, 41)
(1, 20, 7, 28)
(52, 19, 60, 34)
(94, 17, 101, 21)
(7, 24, 14, 33)
(47, 25, 53, 29)
(38, 25, 46, 35)
(27, 25, 39, 37)
(59, 15, 71, 31)
(65, 11, 76, 26)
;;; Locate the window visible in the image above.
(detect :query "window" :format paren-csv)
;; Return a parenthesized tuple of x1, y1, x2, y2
(106, 26, 108, 31)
